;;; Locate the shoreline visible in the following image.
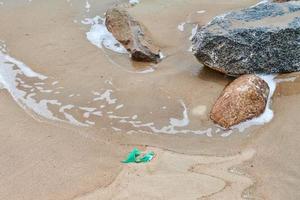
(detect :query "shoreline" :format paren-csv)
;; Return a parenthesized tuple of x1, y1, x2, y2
(0, 0, 299, 199)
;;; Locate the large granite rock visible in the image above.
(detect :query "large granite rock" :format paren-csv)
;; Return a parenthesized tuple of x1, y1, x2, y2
(210, 75, 269, 128)
(192, 2, 300, 76)
(105, 8, 161, 63)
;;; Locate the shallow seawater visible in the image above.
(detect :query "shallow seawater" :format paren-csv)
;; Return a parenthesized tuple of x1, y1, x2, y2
(0, 1, 300, 199)
(0, 0, 270, 137)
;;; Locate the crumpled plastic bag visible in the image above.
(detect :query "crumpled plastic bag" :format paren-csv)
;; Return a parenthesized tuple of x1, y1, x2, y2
(122, 148, 155, 163)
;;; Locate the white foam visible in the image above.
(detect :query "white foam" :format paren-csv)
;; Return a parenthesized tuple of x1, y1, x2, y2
(92, 111, 102, 116)
(59, 105, 88, 126)
(136, 67, 155, 74)
(159, 52, 165, 59)
(0, 44, 92, 127)
(34, 82, 45, 86)
(93, 89, 117, 104)
(84, 16, 127, 54)
(85, 0, 90, 12)
(188, 25, 198, 52)
(0, 41, 6, 53)
(251, 0, 269, 8)
(129, 0, 140, 5)
(189, 25, 198, 40)
(85, 120, 95, 125)
(232, 74, 277, 132)
(197, 10, 206, 14)
(112, 127, 122, 131)
(177, 22, 186, 32)
(4, 54, 47, 80)
(79, 106, 97, 112)
(52, 81, 59, 85)
(221, 130, 233, 137)
(207, 12, 229, 26)
(109, 100, 212, 135)
(0, 56, 62, 122)
(79, 107, 98, 118)
(169, 100, 189, 127)
(115, 104, 124, 110)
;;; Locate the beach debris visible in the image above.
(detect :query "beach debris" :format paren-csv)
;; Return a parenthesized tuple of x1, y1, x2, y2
(192, 1, 300, 76)
(122, 148, 155, 163)
(210, 75, 270, 129)
(136, 151, 155, 163)
(105, 7, 162, 63)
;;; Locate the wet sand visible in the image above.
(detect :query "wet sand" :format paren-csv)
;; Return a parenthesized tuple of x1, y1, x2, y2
(0, 0, 299, 199)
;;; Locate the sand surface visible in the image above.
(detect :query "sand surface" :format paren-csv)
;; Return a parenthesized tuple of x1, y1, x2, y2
(0, 0, 299, 199)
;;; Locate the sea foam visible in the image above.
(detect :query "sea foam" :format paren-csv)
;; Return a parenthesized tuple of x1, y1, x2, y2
(129, 0, 140, 5)
(83, 16, 127, 54)
(232, 74, 277, 132)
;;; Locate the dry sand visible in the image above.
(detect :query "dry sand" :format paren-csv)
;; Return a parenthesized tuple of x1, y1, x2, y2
(0, 0, 299, 199)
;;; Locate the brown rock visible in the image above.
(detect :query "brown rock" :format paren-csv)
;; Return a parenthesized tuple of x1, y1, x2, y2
(210, 75, 270, 129)
(105, 8, 161, 63)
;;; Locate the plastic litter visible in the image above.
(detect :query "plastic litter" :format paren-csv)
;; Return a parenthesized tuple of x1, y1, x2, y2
(122, 148, 141, 163)
(136, 151, 155, 163)
(122, 148, 155, 163)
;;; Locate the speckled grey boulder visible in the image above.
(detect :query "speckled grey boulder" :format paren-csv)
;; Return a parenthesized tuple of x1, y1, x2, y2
(192, 1, 300, 76)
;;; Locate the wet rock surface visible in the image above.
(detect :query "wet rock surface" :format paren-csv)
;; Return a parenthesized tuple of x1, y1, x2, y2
(210, 75, 270, 129)
(192, 2, 300, 76)
(105, 7, 161, 63)
(273, 0, 299, 2)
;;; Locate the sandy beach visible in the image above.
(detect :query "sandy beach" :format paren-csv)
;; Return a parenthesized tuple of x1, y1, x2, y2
(0, 0, 299, 199)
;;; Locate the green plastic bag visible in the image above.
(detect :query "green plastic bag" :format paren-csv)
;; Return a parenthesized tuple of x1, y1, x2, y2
(136, 151, 155, 163)
(122, 148, 155, 164)
(122, 148, 141, 163)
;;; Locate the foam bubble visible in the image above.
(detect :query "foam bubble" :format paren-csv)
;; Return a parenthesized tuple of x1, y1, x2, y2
(85, 0, 90, 12)
(232, 74, 277, 132)
(129, 0, 140, 5)
(197, 10, 206, 14)
(93, 89, 117, 104)
(177, 22, 186, 32)
(83, 16, 127, 54)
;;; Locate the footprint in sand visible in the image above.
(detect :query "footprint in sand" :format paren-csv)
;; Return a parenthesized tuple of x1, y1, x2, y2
(75, 148, 256, 200)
